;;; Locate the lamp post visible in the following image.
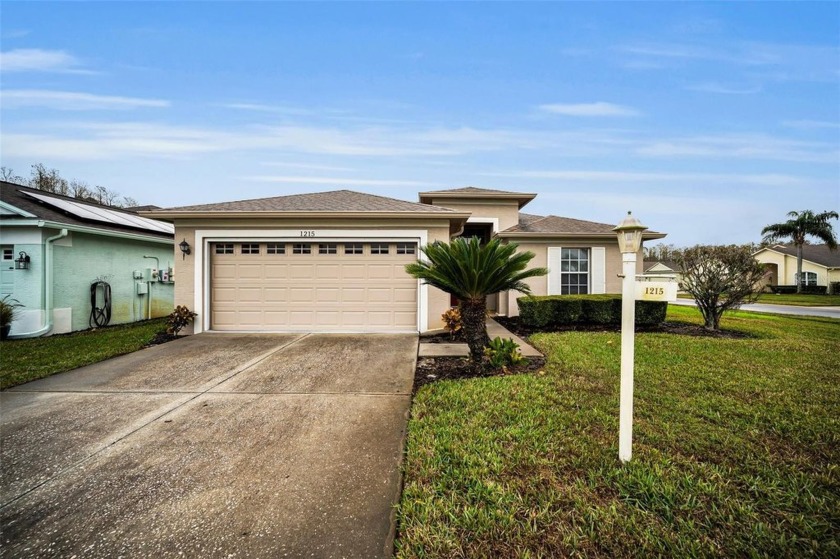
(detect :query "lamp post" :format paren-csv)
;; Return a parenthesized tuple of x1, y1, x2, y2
(612, 211, 648, 463)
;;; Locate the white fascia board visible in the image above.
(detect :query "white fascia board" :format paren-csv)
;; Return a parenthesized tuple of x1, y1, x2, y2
(1, 220, 173, 245)
(193, 228, 430, 334)
(0, 201, 37, 218)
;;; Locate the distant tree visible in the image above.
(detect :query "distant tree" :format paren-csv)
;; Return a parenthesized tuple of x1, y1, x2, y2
(761, 210, 839, 293)
(30, 163, 69, 195)
(677, 245, 767, 331)
(644, 243, 681, 261)
(1, 166, 25, 183)
(406, 237, 547, 364)
(1, 163, 141, 209)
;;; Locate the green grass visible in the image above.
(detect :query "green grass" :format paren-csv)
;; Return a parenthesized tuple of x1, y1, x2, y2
(0, 319, 167, 390)
(396, 306, 840, 558)
(678, 292, 840, 306)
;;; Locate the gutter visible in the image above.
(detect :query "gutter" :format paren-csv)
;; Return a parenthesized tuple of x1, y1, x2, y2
(497, 231, 669, 241)
(140, 210, 472, 221)
(9, 227, 69, 338)
(1, 219, 172, 245)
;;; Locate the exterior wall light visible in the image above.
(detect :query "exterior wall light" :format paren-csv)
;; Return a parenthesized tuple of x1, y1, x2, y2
(179, 239, 191, 260)
(14, 251, 31, 270)
(612, 211, 648, 463)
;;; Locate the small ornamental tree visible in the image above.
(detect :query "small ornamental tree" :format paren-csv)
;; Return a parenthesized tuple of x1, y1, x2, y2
(677, 245, 767, 330)
(406, 237, 547, 363)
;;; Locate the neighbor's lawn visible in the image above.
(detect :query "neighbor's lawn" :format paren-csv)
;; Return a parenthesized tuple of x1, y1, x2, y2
(396, 306, 839, 558)
(0, 319, 166, 390)
(678, 292, 840, 306)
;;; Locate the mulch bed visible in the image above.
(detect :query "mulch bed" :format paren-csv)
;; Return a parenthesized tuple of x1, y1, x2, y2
(414, 355, 546, 393)
(145, 331, 181, 347)
(494, 316, 753, 340)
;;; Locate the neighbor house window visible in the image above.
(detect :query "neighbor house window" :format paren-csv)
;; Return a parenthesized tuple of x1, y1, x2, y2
(2, 246, 12, 261)
(560, 248, 589, 294)
(293, 243, 311, 255)
(370, 243, 390, 255)
(266, 243, 285, 255)
(241, 243, 260, 255)
(798, 271, 817, 286)
(396, 243, 416, 255)
(344, 243, 363, 255)
(319, 243, 338, 255)
(215, 243, 234, 255)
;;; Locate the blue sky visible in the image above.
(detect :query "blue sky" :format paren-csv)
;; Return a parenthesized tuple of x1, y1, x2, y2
(1, 1, 838, 246)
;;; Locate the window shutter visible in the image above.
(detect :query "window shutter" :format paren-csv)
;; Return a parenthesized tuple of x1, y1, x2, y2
(591, 247, 606, 294)
(548, 247, 562, 295)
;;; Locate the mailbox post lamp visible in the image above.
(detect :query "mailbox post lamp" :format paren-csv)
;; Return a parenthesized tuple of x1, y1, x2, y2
(613, 211, 648, 463)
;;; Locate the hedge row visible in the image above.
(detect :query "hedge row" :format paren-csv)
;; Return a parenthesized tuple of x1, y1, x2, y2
(517, 295, 668, 328)
(768, 285, 828, 295)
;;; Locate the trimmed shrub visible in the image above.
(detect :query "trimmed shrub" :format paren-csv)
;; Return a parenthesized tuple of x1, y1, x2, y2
(830, 282, 840, 295)
(582, 297, 614, 324)
(553, 297, 583, 324)
(636, 301, 668, 325)
(517, 295, 668, 328)
(770, 284, 828, 295)
(518, 297, 553, 328)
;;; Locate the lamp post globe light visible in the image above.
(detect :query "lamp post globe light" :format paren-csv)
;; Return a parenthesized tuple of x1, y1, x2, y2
(612, 212, 648, 463)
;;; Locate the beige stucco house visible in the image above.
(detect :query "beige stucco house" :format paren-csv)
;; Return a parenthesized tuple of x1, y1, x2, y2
(145, 187, 665, 334)
(753, 244, 840, 291)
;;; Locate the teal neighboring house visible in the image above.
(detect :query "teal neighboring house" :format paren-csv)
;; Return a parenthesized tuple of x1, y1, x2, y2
(0, 181, 175, 337)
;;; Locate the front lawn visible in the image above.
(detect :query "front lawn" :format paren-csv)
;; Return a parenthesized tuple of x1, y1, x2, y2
(678, 292, 840, 306)
(0, 319, 167, 390)
(396, 306, 839, 558)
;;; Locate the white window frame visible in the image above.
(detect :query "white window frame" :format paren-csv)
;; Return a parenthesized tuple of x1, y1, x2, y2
(798, 271, 817, 286)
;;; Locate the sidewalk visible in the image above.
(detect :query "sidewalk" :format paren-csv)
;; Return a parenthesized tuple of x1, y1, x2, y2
(419, 318, 542, 358)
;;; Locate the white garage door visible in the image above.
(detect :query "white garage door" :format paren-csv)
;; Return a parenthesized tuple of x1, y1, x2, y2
(210, 241, 418, 332)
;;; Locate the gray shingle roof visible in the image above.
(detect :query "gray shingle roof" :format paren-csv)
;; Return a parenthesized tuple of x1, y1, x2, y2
(503, 214, 617, 234)
(0, 181, 173, 239)
(156, 189, 457, 213)
(768, 244, 840, 268)
(421, 186, 530, 196)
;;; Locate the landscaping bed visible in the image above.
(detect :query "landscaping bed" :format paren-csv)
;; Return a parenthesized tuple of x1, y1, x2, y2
(397, 306, 840, 558)
(414, 355, 545, 393)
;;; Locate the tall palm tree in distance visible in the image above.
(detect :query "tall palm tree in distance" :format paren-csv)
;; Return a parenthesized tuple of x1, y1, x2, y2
(761, 210, 839, 293)
(406, 237, 548, 364)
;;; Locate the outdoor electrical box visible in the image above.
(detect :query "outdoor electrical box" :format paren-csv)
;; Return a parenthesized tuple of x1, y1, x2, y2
(160, 268, 170, 282)
(132, 270, 144, 280)
(144, 268, 159, 282)
(136, 281, 148, 295)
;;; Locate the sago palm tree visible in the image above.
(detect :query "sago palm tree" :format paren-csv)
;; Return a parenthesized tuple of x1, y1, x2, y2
(406, 237, 548, 363)
(761, 210, 839, 293)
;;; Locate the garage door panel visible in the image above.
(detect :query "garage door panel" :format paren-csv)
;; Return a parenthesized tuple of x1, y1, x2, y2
(210, 241, 417, 331)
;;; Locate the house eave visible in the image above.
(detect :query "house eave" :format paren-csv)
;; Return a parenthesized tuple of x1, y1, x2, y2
(418, 191, 537, 209)
(1, 219, 173, 244)
(497, 231, 668, 241)
(142, 210, 472, 222)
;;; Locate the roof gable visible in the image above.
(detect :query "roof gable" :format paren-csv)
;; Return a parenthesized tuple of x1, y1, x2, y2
(418, 186, 536, 209)
(757, 244, 840, 268)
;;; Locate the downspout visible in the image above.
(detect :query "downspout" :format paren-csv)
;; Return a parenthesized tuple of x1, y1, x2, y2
(9, 226, 69, 338)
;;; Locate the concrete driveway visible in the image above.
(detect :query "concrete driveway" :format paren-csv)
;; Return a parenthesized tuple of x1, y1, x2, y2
(0, 333, 417, 558)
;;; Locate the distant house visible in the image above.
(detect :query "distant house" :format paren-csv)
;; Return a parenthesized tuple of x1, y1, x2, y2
(752, 244, 840, 292)
(145, 186, 666, 334)
(642, 259, 683, 289)
(0, 181, 175, 337)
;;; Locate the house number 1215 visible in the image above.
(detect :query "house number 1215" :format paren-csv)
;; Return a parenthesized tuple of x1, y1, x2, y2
(300, 230, 316, 237)
(644, 287, 664, 295)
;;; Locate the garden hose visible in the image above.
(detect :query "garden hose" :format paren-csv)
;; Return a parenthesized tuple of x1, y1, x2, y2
(89, 281, 112, 328)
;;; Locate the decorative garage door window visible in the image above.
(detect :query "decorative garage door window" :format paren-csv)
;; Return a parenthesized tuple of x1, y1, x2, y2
(371, 243, 390, 255)
(215, 243, 234, 254)
(319, 244, 338, 255)
(396, 243, 416, 255)
(241, 243, 260, 255)
(344, 243, 363, 255)
(267, 243, 286, 255)
(293, 243, 312, 254)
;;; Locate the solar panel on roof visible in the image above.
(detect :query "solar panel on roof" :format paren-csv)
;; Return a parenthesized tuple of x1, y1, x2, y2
(22, 191, 174, 234)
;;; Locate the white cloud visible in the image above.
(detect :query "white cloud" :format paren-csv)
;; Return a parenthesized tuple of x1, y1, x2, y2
(782, 120, 840, 130)
(488, 170, 807, 187)
(685, 82, 762, 95)
(635, 134, 839, 163)
(1, 90, 170, 110)
(538, 102, 640, 117)
(216, 102, 313, 115)
(0, 48, 91, 73)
